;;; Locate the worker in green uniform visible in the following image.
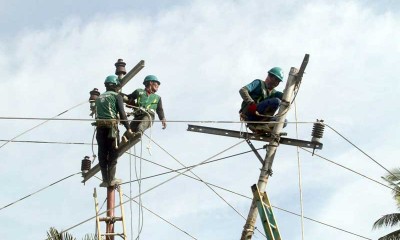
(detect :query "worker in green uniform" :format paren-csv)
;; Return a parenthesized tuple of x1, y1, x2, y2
(239, 67, 285, 132)
(122, 75, 166, 141)
(95, 75, 132, 187)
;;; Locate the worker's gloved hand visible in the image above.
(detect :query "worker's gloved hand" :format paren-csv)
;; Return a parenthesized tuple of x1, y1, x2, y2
(247, 103, 257, 115)
(161, 119, 167, 129)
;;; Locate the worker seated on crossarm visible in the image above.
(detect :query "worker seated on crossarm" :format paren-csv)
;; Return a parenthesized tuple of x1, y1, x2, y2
(239, 67, 287, 132)
(122, 75, 166, 141)
(95, 75, 132, 187)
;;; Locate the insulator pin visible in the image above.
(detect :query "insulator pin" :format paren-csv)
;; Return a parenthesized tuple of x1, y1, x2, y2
(115, 59, 127, 76)
(311, 119, 325, 143)
(89, 88, 100, 116)
(81, 156, 91, 173)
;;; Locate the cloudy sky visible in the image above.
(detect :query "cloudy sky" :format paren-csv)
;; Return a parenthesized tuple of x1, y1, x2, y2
(1, 0, 399, 239)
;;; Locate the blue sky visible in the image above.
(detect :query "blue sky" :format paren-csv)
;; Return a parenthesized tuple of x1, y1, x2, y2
(0, 0, 399, 239)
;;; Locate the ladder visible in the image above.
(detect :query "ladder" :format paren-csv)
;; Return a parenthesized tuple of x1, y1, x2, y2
(93, 186, 127, 240)
(251, 184, 281, 240)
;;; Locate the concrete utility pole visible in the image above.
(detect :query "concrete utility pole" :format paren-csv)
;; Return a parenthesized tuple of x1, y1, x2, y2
(240, 55, 309, 240)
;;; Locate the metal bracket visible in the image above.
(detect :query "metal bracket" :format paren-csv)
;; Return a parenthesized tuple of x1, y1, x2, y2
(245, 139, 264, 164)
(187, 125, 323, 150)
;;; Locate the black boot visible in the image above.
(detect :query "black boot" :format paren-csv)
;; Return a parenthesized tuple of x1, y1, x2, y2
(99, 167, 109, 188)
(108, 165, 121, 186)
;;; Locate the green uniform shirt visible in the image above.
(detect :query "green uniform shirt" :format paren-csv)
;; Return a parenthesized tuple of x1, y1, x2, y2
(95, 91, 119, 119)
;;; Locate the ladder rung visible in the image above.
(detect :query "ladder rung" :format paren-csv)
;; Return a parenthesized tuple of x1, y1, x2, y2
(101, 233, 124, 236)
(99, 216, 123, 222)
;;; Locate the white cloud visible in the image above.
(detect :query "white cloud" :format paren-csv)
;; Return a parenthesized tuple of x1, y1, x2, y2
(0, 0, 399, 239)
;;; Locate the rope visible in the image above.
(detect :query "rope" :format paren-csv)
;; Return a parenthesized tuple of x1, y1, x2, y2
(0, 172, 81, 211)
(294, 101, 305, 240)
(0, 101, 87, 150)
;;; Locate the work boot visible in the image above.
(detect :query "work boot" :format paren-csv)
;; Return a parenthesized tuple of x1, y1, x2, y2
(108, 165, 121, 186)
(99, 168, 109, 188)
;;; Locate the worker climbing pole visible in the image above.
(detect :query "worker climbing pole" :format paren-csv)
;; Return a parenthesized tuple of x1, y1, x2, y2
(240, 54, 310, 240)
(187, 54, 325, 239)
(82, 58, 146, 240)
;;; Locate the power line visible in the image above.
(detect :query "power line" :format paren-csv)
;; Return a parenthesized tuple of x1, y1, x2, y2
(57, 140, 246, 236)
(0, 116, 316, 124)
(300, 147, 400, 194)
(93, 176, 198, 240)
(0, 101, 87, 150)
(0, 139, 92, 145)
(0, 172, 81, 212)
(326, 124, 399, 182)
(142, 134, 262, 236)
(119, 153, 372, 240)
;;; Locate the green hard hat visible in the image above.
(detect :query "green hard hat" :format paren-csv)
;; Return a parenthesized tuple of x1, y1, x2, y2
(104, 75, 120, 85)
(268, 67, 284, 82)
(143, 75, 160, 85)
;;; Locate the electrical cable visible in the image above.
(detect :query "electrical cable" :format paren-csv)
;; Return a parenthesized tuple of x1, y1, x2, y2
(120, 157, 371, 239)
(300, 147, 400, 194)
(120, 147, 264, 186)
(94, 175, 198, 239)
(0, 139, 92, 145)
(0, 101, 87, 150)
(142, 133, 251, 221)
(0, 172, 81, 211)
(58, 140, 245, 236)
(135, 134, 145, 240)
(325, 124, 400, 182)
(0, 116, 322, 124)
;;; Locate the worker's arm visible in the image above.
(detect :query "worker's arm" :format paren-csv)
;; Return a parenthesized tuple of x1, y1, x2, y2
(239, 87, 254, 104)
(156, 98, 166, 129)
(116, 95, 130, 131)
(239, 79, 261, 104)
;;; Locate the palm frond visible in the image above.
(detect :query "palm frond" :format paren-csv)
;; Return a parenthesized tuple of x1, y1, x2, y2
(378, 229, 400, 240)
(374, 213, 400, 229)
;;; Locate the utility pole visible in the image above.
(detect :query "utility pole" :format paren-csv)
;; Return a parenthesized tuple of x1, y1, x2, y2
(240, 55, 309, 240)
(187, 54, 321, 239)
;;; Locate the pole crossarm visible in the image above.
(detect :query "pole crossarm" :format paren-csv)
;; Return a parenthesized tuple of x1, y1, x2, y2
(187, 124, 322, 150)
(119, 60, 145, 88)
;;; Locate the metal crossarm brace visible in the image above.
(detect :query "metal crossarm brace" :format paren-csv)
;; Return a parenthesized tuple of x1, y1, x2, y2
(187, 125, 323, 150)
(245, 139, 264, 164)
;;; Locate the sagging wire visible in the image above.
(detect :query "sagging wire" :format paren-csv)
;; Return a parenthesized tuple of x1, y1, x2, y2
(134, 136, 145, 240)
(91, 126, 97, 163)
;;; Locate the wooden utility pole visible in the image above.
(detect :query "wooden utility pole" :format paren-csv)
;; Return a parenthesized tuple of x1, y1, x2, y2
(240, 54, 309, 240)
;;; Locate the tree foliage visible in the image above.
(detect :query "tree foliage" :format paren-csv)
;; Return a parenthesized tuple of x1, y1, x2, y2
(373, 169, 400, 240)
